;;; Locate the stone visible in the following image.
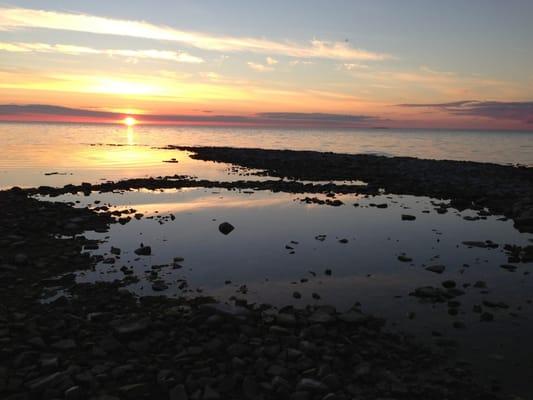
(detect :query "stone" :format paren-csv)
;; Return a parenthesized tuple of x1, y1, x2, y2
(297, 378, 326, 392)
(134, 245, 151, 255)
(203, 385, 220, 400)
(426, 265, 445, 274)
(401, 214, 416, 221)
(52, 339, 76, 351)
(218, 222, 235, 235)
(113, 319, 150, 336)
(170, 384, 189, 400)
(65, 385, 82, 400)
(152, 281, 169, 291)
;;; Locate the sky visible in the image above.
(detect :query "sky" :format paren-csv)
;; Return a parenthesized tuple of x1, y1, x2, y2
(0, 0, 532, 130)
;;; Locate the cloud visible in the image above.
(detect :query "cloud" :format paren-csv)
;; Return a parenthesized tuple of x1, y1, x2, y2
(247, 62, 273, 72)
(0, 41, 204, 63)
(398, 100, 533, 122)
(0, 7, 392, 61)
(339, 63, 369, 70)
(257, 112, 383, 124)
(0, 104, 387, 127)
(266, 57, 278, 65)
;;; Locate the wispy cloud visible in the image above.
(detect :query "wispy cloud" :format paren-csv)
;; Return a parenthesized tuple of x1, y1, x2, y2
(247, 62, 273, 72)
(398, 100, 533, 123)
(0, 104, 387, 127)
(0, 41, 204, 63)
(266, 57, 278, 65)
(0, 7, 392, 61)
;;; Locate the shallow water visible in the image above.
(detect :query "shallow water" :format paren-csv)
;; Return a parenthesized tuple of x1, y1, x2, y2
(1, 122, 532, 189)
(39, 187, 533, 394)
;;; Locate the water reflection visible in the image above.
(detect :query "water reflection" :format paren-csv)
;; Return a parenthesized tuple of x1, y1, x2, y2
(38, 187, 533, 394)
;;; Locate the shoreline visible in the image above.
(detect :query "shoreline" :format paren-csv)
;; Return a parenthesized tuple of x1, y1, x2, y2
(2, 146, 532, 399)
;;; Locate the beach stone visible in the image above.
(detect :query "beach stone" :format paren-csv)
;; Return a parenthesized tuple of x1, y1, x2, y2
(52, 339, 76, 351)
(152, 281, 169, 291)
(297, 378, 326, 392)
(401, 214, 416, 221)
(218, 222, 234, 235)
(65, 385, 82, 400)
(169, 384, 188, 400)
(203, 385, 220, 400)
(426, 265, 445, 274)
(134, 245, 151, 255)
(113, 319, 150, 336)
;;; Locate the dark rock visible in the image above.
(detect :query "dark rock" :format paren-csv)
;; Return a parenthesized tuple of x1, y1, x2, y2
(218, 222, 235, 235)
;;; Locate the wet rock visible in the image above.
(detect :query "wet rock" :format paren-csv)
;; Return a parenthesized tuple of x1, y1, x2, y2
(203, 385, 220, 399)
(52, 338, 76, 351)
(152, 281, 169, 291)
(398, 255, 412, 262)
(113, 319, 150, 337)
(442, 280, 456, 289)
(401, 214, 416, 221)
(426, 265, 445, 274)
(500, 264, 517, 272)
(218, 222, 235, 235)
(169, 384, 188, 400)
(134, 245, 152, 256)
(297, 378, 327, 392)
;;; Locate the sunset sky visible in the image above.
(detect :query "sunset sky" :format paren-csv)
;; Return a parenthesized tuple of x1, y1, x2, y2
(0, 1, 532, 129)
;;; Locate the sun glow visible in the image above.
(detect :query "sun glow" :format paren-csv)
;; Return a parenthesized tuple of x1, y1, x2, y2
(123, 116, 137, 126)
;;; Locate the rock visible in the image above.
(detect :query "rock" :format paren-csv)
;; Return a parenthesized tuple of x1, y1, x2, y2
(500, 264, 517, 272)
(65, 385, 83, 400)
(242, 376, 258, 399)
(152, 281, 169, 291)
(14, 253, 28, 265)
(203, 385, 220, 400)
(462, 241, 488, 248)
(218, 222, 235, 235)
(442, 280, 456, 288)
(297, 378, 326, 391)
(134, 245, 151, 255)
(113, 319, 150, 336)
(426, 265, 445, 274)
(473, 281, 487, 288)
(401, 214, 416, 221)
(120, 383, 148, 398)
(226, 343, 250, 357)
(27, 372, 66, 391)
(398, 255, 412, 262)
(481, 312, 494, 322)
(52, 339, 76, 351)
(293, 291, 302, 299)
(170, 384, 188, 400)
(307, 311, 334, 324)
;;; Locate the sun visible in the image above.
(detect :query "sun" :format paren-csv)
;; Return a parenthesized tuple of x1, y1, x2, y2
(123, 116, 137, 126)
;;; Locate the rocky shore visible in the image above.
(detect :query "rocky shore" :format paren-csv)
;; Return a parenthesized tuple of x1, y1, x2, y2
(3, 145, 532, 399)
(169, 146, 533, 233)
(0, 190, 504, 400)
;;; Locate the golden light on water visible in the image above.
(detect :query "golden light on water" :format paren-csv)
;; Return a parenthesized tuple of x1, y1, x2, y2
(123, 116, 137, 126)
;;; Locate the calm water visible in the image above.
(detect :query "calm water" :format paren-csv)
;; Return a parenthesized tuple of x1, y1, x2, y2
(3, 122, 533, 394)
(39, 187, 533, 395)
(1, 122, 532, 189)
